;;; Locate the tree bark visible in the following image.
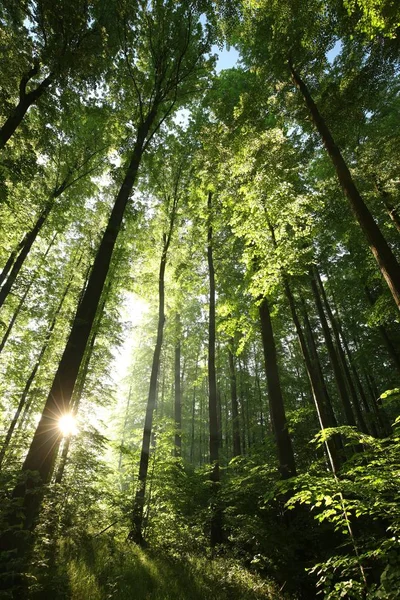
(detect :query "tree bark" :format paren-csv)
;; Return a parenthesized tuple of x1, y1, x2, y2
(259, 296, 296, 478)
(315, 269, 369, 434)
(0, 118, 156, 556)
(0, 67, 53, 149)
(0, 263, 76, 470)
(289, 60, 400, 310)
(284, 278, 342, 472)
(129, 189, 177, 546)
(0, 234, 57, 355)
(310, 272, 357, 428)
(0, 197, 57, 309)
(206, 192, 223, 546)
(174, 313, 182, 456)
(228, 345, 241, 457)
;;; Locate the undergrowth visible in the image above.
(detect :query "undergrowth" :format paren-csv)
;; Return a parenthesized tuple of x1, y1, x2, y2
(34, 534, 288, 600)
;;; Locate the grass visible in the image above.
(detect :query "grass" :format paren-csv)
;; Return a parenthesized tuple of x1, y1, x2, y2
(39, 535, 288, 600)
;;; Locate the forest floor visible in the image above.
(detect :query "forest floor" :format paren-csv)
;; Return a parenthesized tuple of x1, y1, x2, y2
(41, 536, 288, 600)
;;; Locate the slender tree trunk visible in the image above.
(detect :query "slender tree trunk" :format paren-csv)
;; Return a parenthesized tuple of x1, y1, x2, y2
(0, 67, 53, 149)
(310, 272, 357, 428)
(300, 296, 339, 427)
(259, 296, 296, 478)
(289, 61, 400, 310)
(0, 234, 57, 354)
(315, 269, 369, 434)
(174, 313, 182, 456)
(284, 278, 342, 472)
(0, 196, 57, 310)
(0, 118, 156, 556)
(129, 192, 177, 546)
(0, 264, 76, 470)
(0, 249, 18, 288)
(118, 385, 133, 473)
(228, 345, 241, 457)
(190, 356, 198, 464)
(206, 192, 223, 546)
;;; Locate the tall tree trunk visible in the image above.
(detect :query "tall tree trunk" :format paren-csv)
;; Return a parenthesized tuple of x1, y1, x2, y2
(310, 272, 357, 428)
(118, 385, 133, 473)
(0, 179, 72, 310)
(206, 192, 223, 546)
(129, 190, 177, 546)
(0, 234, 57, 354)
(174, 313, 182, 456)
(315, 269, 369, 434)
(228, 344, 241, 457)
(259, 296, 296, 478)
(284, 278, 342, 472)
(0, 117, 156, 555)
(190, 356, 199, 464)
(0, 199, 55, 310)
(289, 60, 400, 310)
(0, 249, 18, 288)
(53, 273, 112, 485)
(0, 67, 53, 149)
(300, 296, 339, 428)
(0, 262, 77, 470)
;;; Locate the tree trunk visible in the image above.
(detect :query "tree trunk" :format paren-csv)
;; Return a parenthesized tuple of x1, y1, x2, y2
(315, 268, 369, 434)
(0, 234, 56, 355)
(53, 273, 111, 485)
(206, 192, 223, 546)
(129, 191, 177, 546)
(228, 345, 241, 457)
(0, 263, 76, 470)
(118, 385, 133, 473)
(0, 119, 155, 555)
(0, 197, 56, 310)
(174, 313, 182, 456)
(310, 272, 357, 428)
(0, 67, 53, 149)
(258, 296, 296, 478)
(289, 61, 400, 310)
(284, 278, 342, 472)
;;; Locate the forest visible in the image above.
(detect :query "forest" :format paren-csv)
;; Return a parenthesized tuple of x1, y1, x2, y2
(0, 0, 400, 598)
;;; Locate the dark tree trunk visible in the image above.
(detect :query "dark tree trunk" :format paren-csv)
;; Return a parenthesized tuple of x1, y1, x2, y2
(310, 272, 357, 428)
(129, 190, 177, 546)
(206, 192, 223, 546)
(0, 119, 156, 556)
(174, 313, 182, 456)
(0, 197, 56, 310)
(228, 345, 241, 457)
(54, 274, 111, 485)
(284, 278, 342, 472)
(0, 249, 18, 288)
(289, 61, 400, 310)
(0, 264, 76, 470)
(190, 356, 199, 464)
(0, 235, 56, 355)
(300, 295, 339, 430)
(315, 269, 369, 434)
(0, 67, 53, 149)
(259, 296, 296, 478)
